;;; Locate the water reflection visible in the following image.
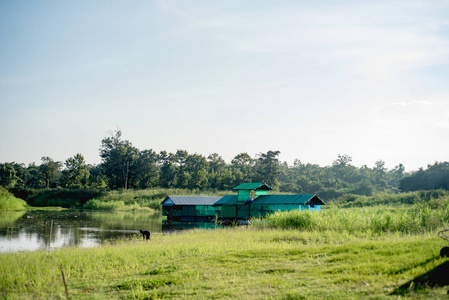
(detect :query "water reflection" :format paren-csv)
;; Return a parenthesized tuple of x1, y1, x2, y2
(0, 210, 162, 253)
(0, 211, 26, 226)
(162, 221, 218, 231)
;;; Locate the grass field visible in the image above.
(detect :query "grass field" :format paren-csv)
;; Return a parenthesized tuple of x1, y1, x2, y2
(1, 222, 448, 299)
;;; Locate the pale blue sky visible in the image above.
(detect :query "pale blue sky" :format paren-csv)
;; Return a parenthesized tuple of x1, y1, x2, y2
(1, 0, 449, 171)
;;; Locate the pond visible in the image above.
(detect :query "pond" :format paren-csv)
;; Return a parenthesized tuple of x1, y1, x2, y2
(0, 210, 167, 253)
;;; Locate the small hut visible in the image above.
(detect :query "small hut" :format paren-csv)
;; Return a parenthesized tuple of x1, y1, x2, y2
(160, 196, 222, 222)
(160, 183, 325, 223)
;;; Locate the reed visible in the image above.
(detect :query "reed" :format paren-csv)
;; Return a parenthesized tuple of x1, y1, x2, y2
(257, 199, 449, 234)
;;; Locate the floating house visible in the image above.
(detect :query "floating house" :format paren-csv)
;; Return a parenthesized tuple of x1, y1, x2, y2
(161, 183, 325, 223)
(160, 196, 222, 222)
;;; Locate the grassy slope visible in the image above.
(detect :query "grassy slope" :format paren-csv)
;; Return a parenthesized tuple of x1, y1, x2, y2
(1, 228, 448, 299)
(0, 188, 28, 210)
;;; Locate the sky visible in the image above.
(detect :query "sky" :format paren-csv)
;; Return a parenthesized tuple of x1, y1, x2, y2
(1, 0, 449, 172)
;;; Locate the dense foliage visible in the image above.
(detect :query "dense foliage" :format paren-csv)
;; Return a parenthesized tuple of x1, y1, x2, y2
(1, 130, 448, 200)
(25, 189, 103, 208)
(399, 162, 449, 191)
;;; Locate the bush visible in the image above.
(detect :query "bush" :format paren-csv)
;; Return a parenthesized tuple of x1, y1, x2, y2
(26, 188, 103, 208)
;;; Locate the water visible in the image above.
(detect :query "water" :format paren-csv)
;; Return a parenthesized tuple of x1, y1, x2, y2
(0, 210, 163, 253)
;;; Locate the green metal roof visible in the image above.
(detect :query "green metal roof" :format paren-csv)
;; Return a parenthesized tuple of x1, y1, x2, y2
(253, 195, 325, 205)
(213, 194, 325, 206)
(213, 195, 239, 206)
(161, 193, 325, 207)
(232, 183, 273, 191)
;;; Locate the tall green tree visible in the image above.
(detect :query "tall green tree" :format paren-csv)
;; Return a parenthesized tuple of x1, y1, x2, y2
(209, 168, 236, 190)
(26, 163, 44, 188)
(173, 150, 190, 188)
(99, 130, 139, 189)
(158, 151, 177, 188)
(207, 153, 226, 173)
(61, 153, 90, 188)
(373, 160, 387, 188)
(39, 157, 62, 188)
(11, 163, 29, 188)
(389, 163, 405, 188)
(0, 163, 18, 188)
(231, 152, 255, 183)
(185, 153, 209, 189)
(332, 154, 358, 183)
(135, 149, 159, 188)
(87, 164, 107, 189)
(254, 150, 281, 189)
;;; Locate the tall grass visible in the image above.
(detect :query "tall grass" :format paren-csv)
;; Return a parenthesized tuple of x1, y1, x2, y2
(256, 198, 449, 234)
(0, 187, 28, 210)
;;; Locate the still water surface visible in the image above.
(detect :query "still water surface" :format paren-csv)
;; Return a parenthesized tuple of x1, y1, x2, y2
(0, 210, 167, 253)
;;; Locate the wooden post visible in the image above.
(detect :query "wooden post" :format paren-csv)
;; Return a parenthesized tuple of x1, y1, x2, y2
(49, 219, 53, 251)
(60, 264, 69, 300)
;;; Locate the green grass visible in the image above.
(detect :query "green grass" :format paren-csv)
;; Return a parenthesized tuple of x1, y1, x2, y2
(1, 227, 448, 299)
(0, 187, 28, 210)
(257, 200, 449, 234)
(2, 190, 449, 298)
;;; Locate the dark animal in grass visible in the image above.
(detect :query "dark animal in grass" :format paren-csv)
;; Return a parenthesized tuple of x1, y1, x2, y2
(140, 230, 151, 240)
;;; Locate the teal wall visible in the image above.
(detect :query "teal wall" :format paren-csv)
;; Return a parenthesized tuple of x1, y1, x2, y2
(221, 206, 237, 218)
(299, 205, 321, 212)
(237, 190, 250, 202)
(255, 190, 268, 196)
(245, 204, 321, 218)
(162, 205, 219, 217)
(163, 203, 321, 219)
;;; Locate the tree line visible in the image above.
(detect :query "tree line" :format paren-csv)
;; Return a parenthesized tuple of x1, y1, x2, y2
(1, 130, 448, 199)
